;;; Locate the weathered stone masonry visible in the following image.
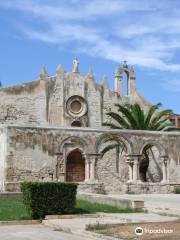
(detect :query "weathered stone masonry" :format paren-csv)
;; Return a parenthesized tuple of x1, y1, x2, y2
(0, 59, 180, 193)
(1, 126, 180, 193)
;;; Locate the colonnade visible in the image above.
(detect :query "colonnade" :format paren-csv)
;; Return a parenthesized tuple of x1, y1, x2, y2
(126, 154, 169, 183)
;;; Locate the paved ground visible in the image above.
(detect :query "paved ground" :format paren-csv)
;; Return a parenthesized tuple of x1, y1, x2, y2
(0, 213, 178, 240)
(1, 194, 180, 240)
(43, 213, 178, 234)
(109, 194, 180, 216)
(0, 224, 90, 240)
(92, 222, 180, 240)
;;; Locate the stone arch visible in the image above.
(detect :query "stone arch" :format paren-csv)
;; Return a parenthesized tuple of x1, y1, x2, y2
(59, 136, 88, 154)
(139, 141, 167, 156)
(139, 141, 167, 182)
(95, 133, 133, 155)
(66, 148, 85, 182)
(122, 69, 130, 96)
(94, 133, 133, 186)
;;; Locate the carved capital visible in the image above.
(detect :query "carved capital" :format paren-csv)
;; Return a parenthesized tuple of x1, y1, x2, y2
(160, 155, 169, 165)
(125, 154, 141, 165)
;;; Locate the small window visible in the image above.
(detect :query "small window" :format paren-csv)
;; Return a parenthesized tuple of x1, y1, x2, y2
(71, 120, 82, 127)
(70, 100, 82, 114)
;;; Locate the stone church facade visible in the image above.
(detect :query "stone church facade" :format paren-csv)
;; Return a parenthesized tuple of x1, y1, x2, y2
(0, 59, 180, 193)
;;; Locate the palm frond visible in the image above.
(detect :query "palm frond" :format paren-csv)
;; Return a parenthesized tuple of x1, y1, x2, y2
(114, 104, 138, 129)
(144, 103, 162, 127)
(104, 102, 175, 132)
(150, 109, 173, 126)
(149, 118, 170, 131)
(130, 103, 145, 129)
(106, 112, 130, 129)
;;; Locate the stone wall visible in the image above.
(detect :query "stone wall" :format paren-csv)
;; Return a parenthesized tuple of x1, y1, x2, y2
(0, 61, 150, 129)
(0, 125, 180, 193)
(0, 80, 47, 126)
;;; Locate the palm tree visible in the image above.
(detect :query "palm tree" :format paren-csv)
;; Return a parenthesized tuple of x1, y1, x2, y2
(103, 102, 175, 131)
(102, 103, 177, 182)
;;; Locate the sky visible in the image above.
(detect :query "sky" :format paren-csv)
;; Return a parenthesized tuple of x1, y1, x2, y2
(0, 0, 180, 113)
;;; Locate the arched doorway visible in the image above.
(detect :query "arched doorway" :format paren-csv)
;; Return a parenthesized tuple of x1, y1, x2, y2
(140, 144, 163, 182)
(66, 149, 85, 182)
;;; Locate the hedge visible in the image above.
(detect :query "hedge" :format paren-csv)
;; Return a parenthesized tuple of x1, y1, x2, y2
(21, 182, 78, 219)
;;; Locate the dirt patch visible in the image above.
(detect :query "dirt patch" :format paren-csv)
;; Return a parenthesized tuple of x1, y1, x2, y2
(90, 222, 180, 240)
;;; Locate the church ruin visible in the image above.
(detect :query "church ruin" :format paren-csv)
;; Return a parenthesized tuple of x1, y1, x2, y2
(0, 59, 180, 193)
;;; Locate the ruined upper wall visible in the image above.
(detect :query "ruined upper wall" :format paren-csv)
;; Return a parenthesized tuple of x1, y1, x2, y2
(0, 78, 47, 126)
(0, 59, 150, 127)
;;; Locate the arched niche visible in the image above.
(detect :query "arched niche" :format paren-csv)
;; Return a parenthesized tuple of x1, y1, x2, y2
(139, 142, 166, 182)
(94, 134, 133, 182)
(59, 136, 88, 154)
(122, 70, 130, 96)
(95, 133, 133, 155)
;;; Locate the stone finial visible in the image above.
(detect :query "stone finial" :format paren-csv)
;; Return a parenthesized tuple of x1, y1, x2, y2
(72, 57, 79, 73)
(123, 60, 128, 69)
(102, 75, 109, 88)
(115, 65, 122, 77)
(56, 64, 65, 75)
(130, 66, 135, 77)
(86, 67, 95, 81)
(40, 66, 48, 79)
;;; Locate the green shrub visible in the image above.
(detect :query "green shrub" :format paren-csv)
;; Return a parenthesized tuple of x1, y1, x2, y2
(174, 187, 180, 194)
(21, 182, 77, 219)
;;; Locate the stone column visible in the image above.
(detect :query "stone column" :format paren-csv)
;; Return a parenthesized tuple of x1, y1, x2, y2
(126, 156, 134, 182)
(55, 153, 65, 182)
(86, 154, 100, 182)
(85, 156, 90, 181)
(160, 156, 169, 183)
(126, 155, 141, 183)
(132, 156, 140, 182)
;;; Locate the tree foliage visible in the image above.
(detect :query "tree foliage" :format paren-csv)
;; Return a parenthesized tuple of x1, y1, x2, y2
(103, 103, 176, 131)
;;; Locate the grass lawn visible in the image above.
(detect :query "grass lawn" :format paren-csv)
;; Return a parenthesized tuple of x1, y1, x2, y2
(0, 199, 133, 221)
(0, 200, 32, 221)
(75, 200, 134, 214)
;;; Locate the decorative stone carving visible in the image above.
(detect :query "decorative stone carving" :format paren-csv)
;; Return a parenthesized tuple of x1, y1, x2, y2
(55, 154, 65, 181)
(126, 155, 141, 183)
(115, 65, 123, 77)
(66, 96, 87, 118)
(86, 68, 94, 80)
(72, 58, 79, 73)
(39, 66, 48, 79)
(56, 65, 65, 75)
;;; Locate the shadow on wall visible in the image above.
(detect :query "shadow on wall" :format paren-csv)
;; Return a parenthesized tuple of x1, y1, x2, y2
(140, 145, 163, 183)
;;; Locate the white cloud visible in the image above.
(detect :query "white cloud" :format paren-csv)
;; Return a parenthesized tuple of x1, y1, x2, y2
(1, 0, 180, 71)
